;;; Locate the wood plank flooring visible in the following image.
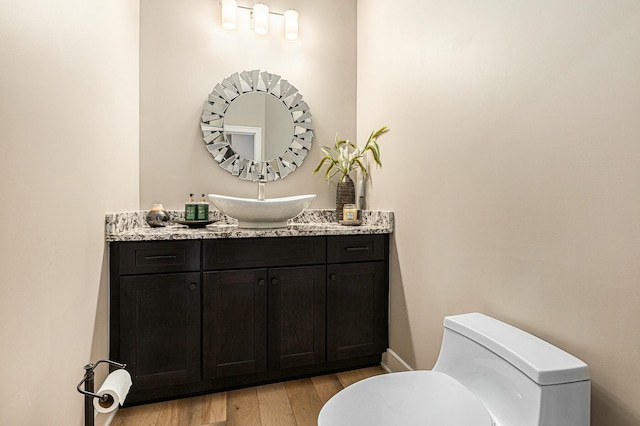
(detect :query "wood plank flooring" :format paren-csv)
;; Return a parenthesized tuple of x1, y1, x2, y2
(112, 366, 386, 426)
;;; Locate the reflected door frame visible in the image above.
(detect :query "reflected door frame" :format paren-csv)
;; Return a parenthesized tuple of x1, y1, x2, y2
(225, 125, 263, 161)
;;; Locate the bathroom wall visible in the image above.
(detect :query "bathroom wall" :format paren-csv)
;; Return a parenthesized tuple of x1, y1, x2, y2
(139, 0, 357, 210)
(358, 0, 640, 424)
(0, 1, 139, 425)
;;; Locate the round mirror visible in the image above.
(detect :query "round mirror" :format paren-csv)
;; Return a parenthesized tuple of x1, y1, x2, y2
(200, 70, 313, 182)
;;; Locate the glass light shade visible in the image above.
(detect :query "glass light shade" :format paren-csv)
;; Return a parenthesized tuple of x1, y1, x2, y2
(253, 3, 269, 35)
(221, 0, 237, 30)
(284, 9, 299, 40)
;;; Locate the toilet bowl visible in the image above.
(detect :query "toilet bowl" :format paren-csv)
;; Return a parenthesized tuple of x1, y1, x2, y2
(318, 313, 590, 426)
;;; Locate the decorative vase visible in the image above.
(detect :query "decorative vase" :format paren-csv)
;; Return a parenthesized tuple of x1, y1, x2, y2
(146, 204, 170, 227)
(336, 175, 356, 221)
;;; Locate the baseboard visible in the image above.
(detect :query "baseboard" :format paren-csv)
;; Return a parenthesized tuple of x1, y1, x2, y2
(381, 348, 414, 373)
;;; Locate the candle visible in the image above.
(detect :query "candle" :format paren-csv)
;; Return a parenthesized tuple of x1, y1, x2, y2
(343, 204, 357, 222)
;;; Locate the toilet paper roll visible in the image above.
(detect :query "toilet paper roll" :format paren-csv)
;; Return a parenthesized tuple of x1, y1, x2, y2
(93, 369, 132, 414)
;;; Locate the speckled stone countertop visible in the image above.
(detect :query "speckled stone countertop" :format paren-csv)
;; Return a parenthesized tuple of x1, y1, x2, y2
(105, 209, 394, 242)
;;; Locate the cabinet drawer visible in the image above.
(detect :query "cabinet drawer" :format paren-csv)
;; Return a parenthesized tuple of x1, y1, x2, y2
(117, 241, 201, 275)
(203, 236, 326, 270)
(327, 235, 386, 263)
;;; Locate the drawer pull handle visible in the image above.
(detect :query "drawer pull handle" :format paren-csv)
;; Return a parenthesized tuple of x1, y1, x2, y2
(257, 278, 265, 287)
(271, 278, 278, 286)
(345, 246, 370, 252)
(329, 274, 337, 281)
(189, 283, 197, 291)
(144, 255, 177, 260)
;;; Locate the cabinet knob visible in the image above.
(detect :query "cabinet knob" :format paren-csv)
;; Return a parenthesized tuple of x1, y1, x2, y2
(189, 283, 197, 291)
(271, 278, 278, 286)
(329, 274, 337, 281)
(257, 278, 265, 287)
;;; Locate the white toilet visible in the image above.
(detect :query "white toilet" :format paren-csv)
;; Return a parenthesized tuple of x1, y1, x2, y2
(318, 313, 590, 426)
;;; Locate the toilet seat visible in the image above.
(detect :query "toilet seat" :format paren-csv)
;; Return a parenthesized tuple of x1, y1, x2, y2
(318, 371, 494, 426)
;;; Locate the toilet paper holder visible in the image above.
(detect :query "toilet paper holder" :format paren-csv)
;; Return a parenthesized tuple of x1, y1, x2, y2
(77, 359, 127, 426)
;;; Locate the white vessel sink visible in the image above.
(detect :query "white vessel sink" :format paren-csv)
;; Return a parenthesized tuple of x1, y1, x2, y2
(208, 193, 316, 229)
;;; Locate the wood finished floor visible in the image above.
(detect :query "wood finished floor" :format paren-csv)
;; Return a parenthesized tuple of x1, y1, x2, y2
(112, 366, 386, 426)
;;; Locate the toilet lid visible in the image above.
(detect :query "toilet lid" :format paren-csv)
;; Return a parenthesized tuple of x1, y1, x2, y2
(318, 371, 493, 426)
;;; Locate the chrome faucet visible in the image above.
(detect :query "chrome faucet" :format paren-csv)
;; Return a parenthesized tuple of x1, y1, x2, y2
(257, 174, 267, 201)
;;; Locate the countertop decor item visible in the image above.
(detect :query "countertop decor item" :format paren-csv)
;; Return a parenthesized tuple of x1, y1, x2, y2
(145, 204, 170, 227)
(185, 194, 198, 221)
(335, 175, 356, 221)
(339, 219, 362, 226)
(343, 203, 358, 222)
(313, 126, 389, 221)
(175, 219, 218, 228)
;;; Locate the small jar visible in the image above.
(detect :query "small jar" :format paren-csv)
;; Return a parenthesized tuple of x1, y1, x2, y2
(146, 204, 170, 227)
(343, 204, 357, 222)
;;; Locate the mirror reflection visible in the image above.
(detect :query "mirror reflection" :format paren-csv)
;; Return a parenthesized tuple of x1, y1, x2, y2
(224, 92, 294, 162)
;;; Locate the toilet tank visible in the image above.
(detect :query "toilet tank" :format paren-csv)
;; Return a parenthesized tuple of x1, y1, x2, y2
(432, 313, 590, 426)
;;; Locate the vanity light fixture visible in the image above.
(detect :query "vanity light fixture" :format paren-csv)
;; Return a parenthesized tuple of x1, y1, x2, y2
(284, 9, 299, 40)
(253, 3, 269, 35)
(219, 1, 299, 39)
(221, 0, 237, 30)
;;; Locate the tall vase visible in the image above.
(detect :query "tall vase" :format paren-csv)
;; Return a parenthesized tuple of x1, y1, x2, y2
(336, 175, 356, 221)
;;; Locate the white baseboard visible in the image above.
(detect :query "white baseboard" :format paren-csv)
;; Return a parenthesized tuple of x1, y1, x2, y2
(381, 348, 414, 373)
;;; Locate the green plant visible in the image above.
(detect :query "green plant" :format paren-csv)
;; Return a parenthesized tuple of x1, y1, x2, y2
(313, 126, 389, 182)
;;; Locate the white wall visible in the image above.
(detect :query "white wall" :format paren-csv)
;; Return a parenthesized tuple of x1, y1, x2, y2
(358, 0, 640, 424)
(0, 1, 140, 424)
(139, 0, 357, 210)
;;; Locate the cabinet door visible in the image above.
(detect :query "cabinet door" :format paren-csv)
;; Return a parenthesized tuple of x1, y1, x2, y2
(203, 269, 268, 380)
(269, 266, 326, 370)
(120, 273, 201, 390)
(326, 262, 388, 361)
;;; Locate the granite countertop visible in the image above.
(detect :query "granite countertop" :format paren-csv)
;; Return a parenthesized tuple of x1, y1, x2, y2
(106, 209, 394, 242)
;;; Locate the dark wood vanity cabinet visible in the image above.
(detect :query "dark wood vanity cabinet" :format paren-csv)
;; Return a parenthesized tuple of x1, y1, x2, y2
(267, 265, 326, 370)
(201, 236, 327, 379)
(327, 262, 387, 360)
(110, 241, 202, 392)
(202, 265, 326, 380)
(202, 268, 268, 379)
(110, 234, 388, 405)
(119, 273, 201, 389)
(326, 235, 388, 361)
